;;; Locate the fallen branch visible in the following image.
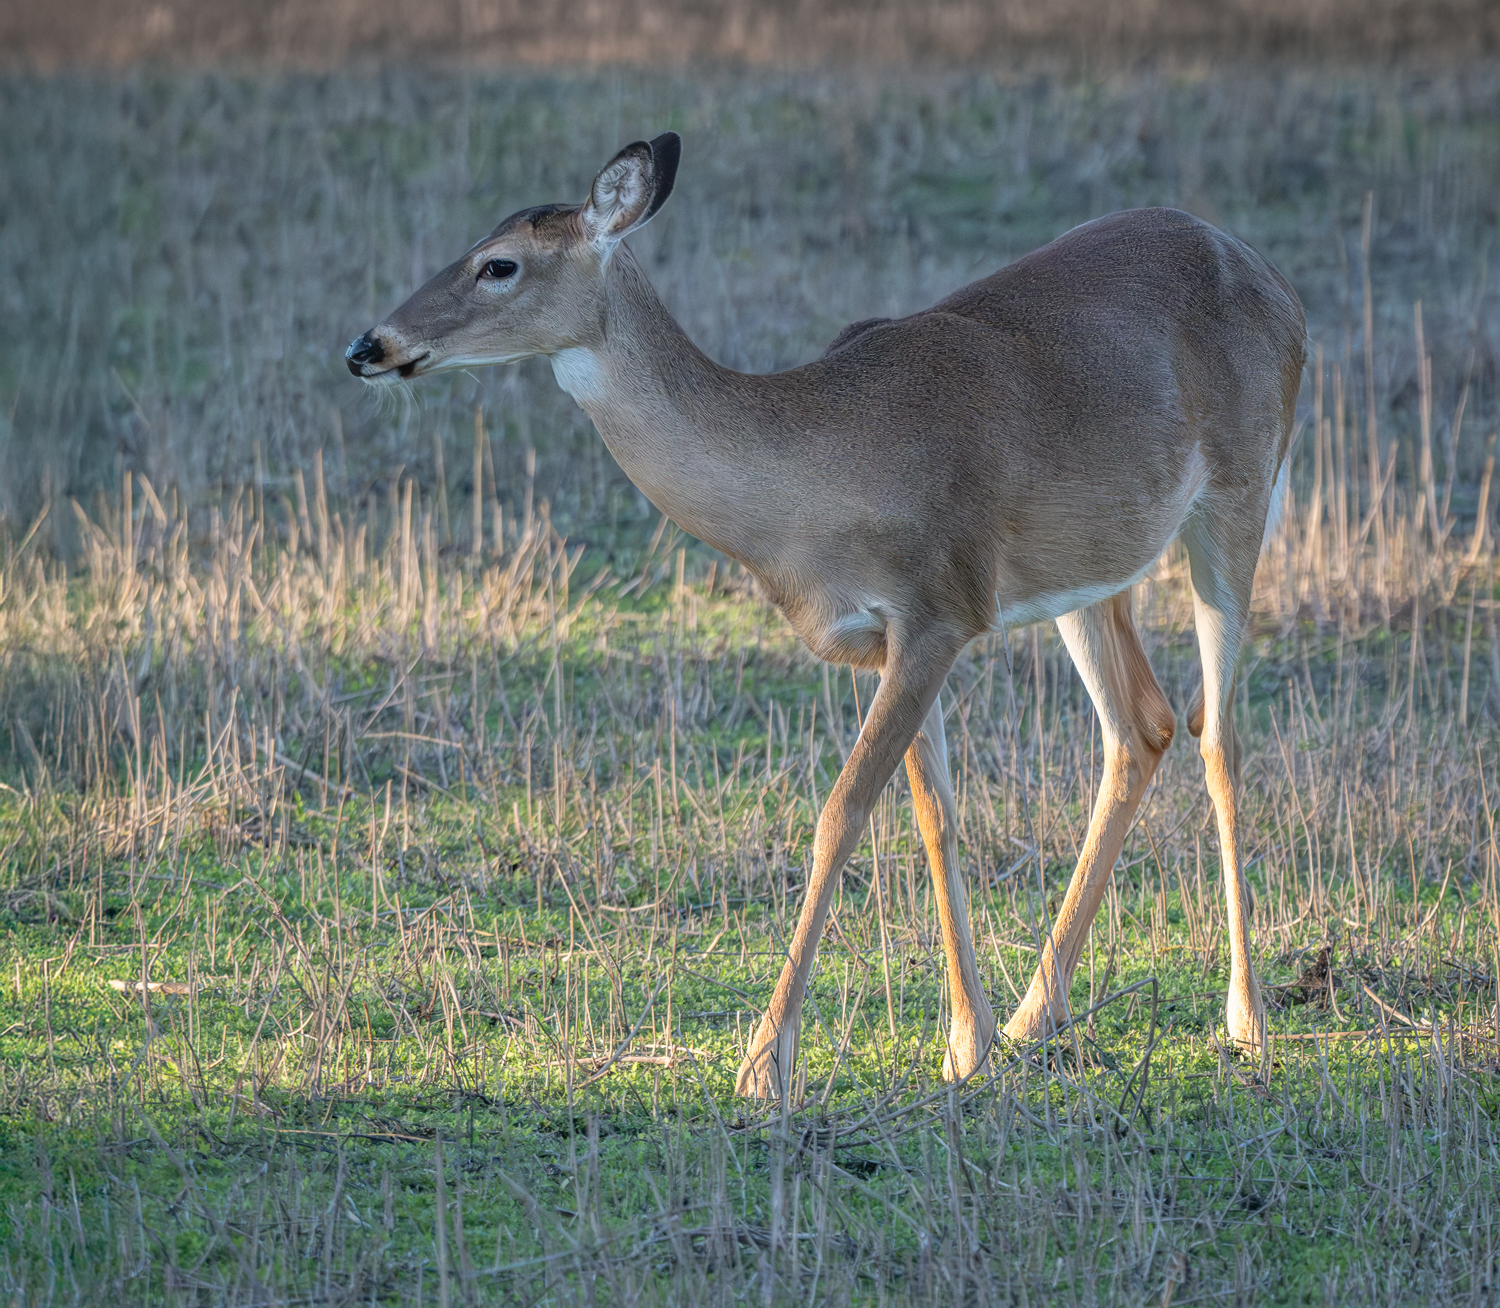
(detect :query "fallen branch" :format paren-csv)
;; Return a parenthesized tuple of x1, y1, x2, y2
(1360, 984, 1432, 1033)
(108, 978, 191, 996)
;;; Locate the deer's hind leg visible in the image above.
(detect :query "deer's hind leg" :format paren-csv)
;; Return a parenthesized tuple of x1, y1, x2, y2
(1181, 505, 1265, 1052)
(1003, 592, 1175, 1044)
(903, 693, 996, 1081)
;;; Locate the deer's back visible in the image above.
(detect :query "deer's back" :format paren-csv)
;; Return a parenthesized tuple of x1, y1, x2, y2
(934, 207, 1301, 349)
(793, 207, 1303, 503)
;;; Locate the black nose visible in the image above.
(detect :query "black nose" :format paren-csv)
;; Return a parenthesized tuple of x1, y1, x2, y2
(346, 332, 385, 373)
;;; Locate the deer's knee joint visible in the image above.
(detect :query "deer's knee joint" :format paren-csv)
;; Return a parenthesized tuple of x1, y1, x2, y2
(1109, 736, 1162, 798)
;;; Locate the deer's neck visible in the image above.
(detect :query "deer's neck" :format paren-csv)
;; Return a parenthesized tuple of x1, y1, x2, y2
(549, 250, 776, 564)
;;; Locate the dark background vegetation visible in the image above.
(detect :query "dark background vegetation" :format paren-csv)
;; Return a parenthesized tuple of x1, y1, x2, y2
(3, 61, 1500, 558)
(3, 0, 1498, 553)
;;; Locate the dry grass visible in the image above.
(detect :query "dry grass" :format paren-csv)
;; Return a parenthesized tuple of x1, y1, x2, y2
(2, 61, 1500, 1306)
(4, 0, 1497, 69)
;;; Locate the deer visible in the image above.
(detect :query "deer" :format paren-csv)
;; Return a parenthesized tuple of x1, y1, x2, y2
(346, 132, 1305, 1100)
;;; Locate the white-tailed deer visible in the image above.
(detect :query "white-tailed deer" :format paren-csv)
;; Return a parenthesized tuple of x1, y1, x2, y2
(348, 133, 1305, 1099)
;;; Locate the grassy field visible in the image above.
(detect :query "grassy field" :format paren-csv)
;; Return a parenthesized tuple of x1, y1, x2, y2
(2, 62, 1500, 1305)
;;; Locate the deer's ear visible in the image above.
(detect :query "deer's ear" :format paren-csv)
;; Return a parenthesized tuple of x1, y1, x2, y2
(582, 132, 681, 251)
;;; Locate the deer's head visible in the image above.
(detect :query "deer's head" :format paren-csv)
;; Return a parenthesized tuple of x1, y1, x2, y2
(346, 133, 680, 384)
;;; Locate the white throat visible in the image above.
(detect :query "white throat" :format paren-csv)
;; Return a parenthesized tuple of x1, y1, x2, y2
(550, 347, 609, 407)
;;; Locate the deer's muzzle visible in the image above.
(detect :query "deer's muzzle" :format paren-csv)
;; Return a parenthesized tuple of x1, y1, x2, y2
(345, 332, 385, 375)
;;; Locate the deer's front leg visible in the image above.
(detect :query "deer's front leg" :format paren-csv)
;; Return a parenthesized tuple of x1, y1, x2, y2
(734, 782, 869, 1100)
(735, 640, 961, 1100)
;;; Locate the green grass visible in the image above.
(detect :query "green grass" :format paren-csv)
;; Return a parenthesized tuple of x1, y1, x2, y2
(2, 753, 1494, 1308)
(2, 489, 1500, 1303)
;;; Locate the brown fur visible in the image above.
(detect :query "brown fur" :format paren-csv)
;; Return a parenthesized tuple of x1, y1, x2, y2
(349, 135, 1304, 1094)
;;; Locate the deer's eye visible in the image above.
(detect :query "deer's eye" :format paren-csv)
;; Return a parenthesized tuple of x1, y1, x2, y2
(481, 258, 518, 281)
